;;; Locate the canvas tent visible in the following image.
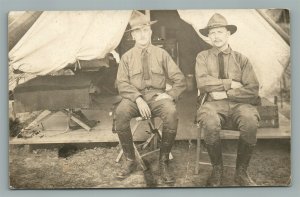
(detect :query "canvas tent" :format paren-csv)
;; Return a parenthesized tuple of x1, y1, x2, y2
(9, 9, 290, 98)
(8, 11, 131, 90)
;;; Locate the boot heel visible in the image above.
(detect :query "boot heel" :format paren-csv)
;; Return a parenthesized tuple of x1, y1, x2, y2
(115, 159, 137, 180)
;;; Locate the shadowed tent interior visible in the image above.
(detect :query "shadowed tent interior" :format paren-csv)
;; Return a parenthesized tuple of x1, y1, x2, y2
(8, 10, 291, 144)
(144, 10, 210, 75)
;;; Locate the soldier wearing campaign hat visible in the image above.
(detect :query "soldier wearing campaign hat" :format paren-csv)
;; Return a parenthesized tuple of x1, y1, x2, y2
(196, 13, 260, 187)
(114, 10, 186, 184)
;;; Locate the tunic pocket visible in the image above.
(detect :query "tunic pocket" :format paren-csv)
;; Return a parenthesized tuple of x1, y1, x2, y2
(151, 65, 166, 88)
(129, 67, 143, 89)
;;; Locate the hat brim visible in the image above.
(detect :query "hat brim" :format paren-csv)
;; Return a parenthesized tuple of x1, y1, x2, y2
(199, 25, 237, 37)
(125, 20, 157, 32)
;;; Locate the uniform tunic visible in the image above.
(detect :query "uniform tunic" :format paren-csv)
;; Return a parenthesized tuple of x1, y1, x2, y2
(115, 44, 186, 133)
(195, 46, 260, 144)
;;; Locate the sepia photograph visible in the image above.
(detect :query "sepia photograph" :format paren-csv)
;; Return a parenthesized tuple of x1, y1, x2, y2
(8, 9, 291, 189)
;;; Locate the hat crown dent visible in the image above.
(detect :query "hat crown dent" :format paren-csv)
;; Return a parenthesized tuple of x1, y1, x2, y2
(207, 13, 228, 28)
(199, 13, 237, 36)
(129, 10, 152, 30)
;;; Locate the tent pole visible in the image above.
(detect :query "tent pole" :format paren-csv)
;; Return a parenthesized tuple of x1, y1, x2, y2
(145, 10, 150, 20)
(256, 9, 290, 45)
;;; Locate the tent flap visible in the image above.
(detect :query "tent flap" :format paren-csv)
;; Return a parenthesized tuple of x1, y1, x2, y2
(9, 10, 290, 96)
(9, 11, 132, 76)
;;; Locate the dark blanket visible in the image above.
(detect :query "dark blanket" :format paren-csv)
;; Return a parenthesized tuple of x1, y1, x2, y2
(14, 75, 93, 113)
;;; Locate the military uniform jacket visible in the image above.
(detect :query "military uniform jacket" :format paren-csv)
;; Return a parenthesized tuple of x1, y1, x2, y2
(117, 44, 186, 102)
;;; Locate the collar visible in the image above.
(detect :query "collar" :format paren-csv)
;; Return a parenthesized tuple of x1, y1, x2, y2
(211, 45, 232, 56)
(134, 43, 153, 54)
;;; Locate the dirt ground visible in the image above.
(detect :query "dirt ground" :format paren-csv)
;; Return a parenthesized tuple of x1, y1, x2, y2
(9, 139, 291, 189)
(9, 94, 291, 189)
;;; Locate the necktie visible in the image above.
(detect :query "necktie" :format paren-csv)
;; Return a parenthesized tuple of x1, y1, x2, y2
(142, 49, 150, 80)
(218, 52, 225, 79)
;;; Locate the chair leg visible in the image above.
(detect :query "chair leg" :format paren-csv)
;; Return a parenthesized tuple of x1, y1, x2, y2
(115, 149, 124, 163)
(116, 137, 147, 170)
(116, 118, 173, 168)
(195, 124, 202, 175)
(133, 143, 147, 171)
(141, 133, 156, 149)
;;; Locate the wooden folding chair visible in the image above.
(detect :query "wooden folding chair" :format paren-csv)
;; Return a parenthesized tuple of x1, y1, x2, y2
(115, 117, 173, 170)
(194, 90, 280, 174)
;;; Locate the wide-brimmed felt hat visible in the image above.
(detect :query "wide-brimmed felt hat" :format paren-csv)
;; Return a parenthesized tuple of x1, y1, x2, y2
(199, 13, 237, 37)
(126, 10, 157, 32)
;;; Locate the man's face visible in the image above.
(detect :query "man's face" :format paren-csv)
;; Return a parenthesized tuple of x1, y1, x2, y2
(208, 27, 230, 49)
(131, 25, 152, 47)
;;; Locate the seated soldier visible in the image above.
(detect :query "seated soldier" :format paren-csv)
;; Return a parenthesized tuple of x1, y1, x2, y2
(114, 11, 186, 183)
(195, 13, 260, 186)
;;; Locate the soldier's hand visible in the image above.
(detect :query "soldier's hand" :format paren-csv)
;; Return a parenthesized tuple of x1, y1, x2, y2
(136, 97, 151, 119)
(231, 81, 243, 89)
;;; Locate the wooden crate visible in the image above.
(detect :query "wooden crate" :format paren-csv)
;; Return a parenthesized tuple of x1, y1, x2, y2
(257, 97, 279, 128)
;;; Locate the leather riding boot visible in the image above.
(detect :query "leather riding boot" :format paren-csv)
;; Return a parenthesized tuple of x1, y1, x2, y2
(206, 141, 223, 187)
(234, 139, 257, 186)
(159, 129, 177, 184)
(116, 158, 137, 180)
(116, 131, 137, 179)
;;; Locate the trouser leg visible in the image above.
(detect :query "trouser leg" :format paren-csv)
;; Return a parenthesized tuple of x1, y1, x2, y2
(197, 101, 228, 187)
(159, 125, 177, 183)
(117, 130, 135, 160)
(115, 130, 137, 179)
(232, 104, 259, 186)
(114, 99, 139, 179)
(202, 115, 223, 187)
(150, 99, 178, 184)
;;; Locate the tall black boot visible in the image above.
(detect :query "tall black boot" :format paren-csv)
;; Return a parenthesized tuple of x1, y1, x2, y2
(115, 131, 137, 180)
(234, 139, 257, 186)
(159, 129, 177, 184)
(206, 140, 223, 187)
